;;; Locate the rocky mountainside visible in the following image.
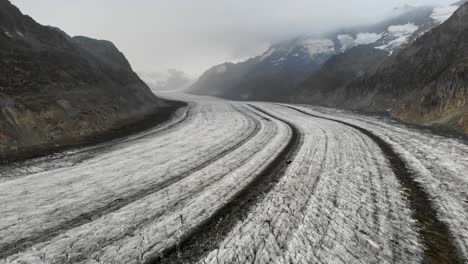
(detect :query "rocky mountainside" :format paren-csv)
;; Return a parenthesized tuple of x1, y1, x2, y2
(188, 4, 449, 101)
(0, 0, 182, 160)
(339, 3, 468, 133)
(229, 38, 336, 101)
(188, 58, 259, 97)
(189, 37, 336, 101)
(294, 3, 454, 105)
(295, 46, 389, 105)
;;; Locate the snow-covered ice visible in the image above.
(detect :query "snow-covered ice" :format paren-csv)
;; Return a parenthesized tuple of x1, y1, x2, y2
(1, 95, 466, 263)
(198, 103, 422, 264)
(294, 104, 468, 261)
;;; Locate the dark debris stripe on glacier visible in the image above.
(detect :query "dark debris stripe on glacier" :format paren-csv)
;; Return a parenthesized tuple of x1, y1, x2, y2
(2, 97, 466, 264)
(284, 105, 464, 264)
(63, 104, 282, 264)
(0, 104, 263, 260)
(2, 100, 291, 263)
(298, 105, 468, 262)
(145, 104, 302, 264)
(197, 103, 420, 263)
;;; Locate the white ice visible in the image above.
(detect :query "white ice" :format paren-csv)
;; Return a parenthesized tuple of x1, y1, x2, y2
(431, 5, 459, 23)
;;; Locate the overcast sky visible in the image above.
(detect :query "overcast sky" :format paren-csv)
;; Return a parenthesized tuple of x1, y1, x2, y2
(11, 0, 454, 76)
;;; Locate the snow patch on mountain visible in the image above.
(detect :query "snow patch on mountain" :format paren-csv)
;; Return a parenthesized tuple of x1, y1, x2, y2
(338, 33, 382, 52)
(387, 23, 419, 39)
(300, 38, 335, 57)
(376, 23, 418, 51)
(355, 33, 382, 45)
(431, 5, 459, 23)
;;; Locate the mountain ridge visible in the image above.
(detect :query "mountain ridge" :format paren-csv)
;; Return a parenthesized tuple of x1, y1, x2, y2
(0, 0, 183, 160)
(189, 2, 467, 133)
(188, 4, 448, 101)
(341, 2, 468, 133)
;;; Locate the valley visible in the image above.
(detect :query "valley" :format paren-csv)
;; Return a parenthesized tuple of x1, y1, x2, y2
(1, 0, 467, 263)
(1, 95, 466, 264)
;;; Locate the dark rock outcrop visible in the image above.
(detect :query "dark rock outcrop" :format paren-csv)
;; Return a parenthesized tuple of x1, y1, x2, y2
(0, 0, 182, 160)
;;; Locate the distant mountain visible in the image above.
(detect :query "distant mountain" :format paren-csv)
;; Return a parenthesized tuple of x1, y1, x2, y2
(230, 37, 337, 101)
(296, 1, 468, 133)
(189, 4, 453, 102)
(189, 1, 467, 133)
(0, 0, 181, 159)
(331, 5, 436, 53)
(296, 3, 459, 105)
(188, 58, 259, 97)
(189, 37, 336, 101)
(139, 69, 194, 92)
(295, 46, 388, 106)
(339, 3, 468, 133)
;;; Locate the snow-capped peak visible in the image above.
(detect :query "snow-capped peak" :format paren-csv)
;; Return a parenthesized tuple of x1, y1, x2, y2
(255, 37, 336, 69)
(376, 23, 419, 52)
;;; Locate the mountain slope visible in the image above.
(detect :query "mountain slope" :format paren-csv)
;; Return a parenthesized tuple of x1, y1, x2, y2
(188, 4, 451, 102)
(189, 37, 336, 101)
(189, 58, 260, 97)
(340, 3, 468, 133)
(295, 46, 388, 105)
(0, 0, 182, 160)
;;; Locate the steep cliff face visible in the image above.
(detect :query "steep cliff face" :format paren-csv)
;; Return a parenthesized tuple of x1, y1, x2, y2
(0, 0, 180, 160)
(296, 46, 388, 105)
(343, 3, 468, 133)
